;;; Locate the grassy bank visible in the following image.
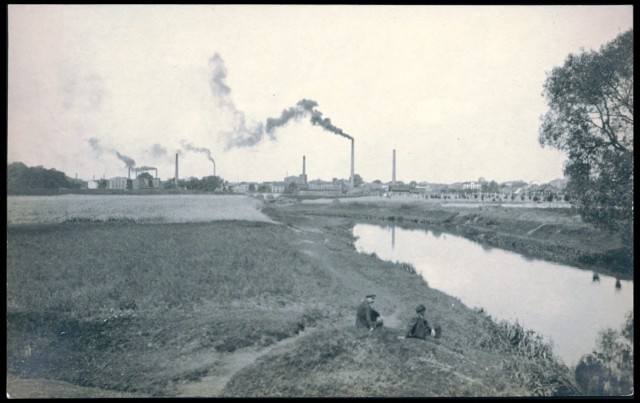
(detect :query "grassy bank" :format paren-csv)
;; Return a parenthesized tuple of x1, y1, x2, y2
(7, 202, 582, 397)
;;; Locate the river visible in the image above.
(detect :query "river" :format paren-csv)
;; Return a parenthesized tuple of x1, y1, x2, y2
(353, 223, 633, 367)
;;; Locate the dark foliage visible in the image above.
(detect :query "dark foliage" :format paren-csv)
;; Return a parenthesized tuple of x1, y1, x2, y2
(7, 162, 82, 194)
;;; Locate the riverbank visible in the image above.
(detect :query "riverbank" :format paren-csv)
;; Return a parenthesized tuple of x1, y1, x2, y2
(290, 197, 632, 280)
(7, 200, 581, 397)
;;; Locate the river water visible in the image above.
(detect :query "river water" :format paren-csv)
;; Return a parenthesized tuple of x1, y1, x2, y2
(353, 223, 633, 367)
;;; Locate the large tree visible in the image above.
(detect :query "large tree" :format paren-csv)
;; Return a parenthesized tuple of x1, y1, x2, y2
(539, 29, 633, 258)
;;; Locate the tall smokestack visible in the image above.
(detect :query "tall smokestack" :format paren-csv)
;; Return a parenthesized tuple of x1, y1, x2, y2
(303, 155, 306, 176)
(128, 167, 131, 180)
(350, 139, 354, 187)
(155, 168, 158, 179)
(175, 153, 179, 188)
(392, 149, 396, 185)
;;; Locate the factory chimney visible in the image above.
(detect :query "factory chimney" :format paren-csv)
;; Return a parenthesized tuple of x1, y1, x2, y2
(302, 155, 307, 184)
(392, 149, 396, 185)
(155, 168, 158, 179)
(128, 167, 131, 180)
(175, 153, 179, 188)
(350, 139, 355, 187)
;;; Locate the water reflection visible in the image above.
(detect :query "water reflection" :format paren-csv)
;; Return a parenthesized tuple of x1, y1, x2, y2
(354, 223, 634, 367)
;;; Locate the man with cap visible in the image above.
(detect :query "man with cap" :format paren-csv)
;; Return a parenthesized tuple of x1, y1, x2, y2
(356, 294, 383, 331)
(405, 303, 438, 339)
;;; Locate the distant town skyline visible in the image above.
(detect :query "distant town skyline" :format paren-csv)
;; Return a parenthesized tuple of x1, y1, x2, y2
(8, 5, 633, 184)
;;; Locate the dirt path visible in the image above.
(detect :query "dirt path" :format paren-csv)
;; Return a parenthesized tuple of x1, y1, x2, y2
(175, 328, 315, 397)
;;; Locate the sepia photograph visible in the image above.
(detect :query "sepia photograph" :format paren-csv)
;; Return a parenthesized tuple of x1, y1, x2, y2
(7, 4, 633, 398)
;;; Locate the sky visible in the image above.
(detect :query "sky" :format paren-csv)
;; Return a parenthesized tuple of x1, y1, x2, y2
(7, 5, 633, 184)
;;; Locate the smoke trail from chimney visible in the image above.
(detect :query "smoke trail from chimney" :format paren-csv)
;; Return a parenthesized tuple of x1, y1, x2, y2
(181, 140, 217, 176)
(208, 53, 353, 148)
(136, 166, 156, 172)
(209, 53, 266, 149)
(86, 137, 138, 171)
(180, 140, 215, 164)
(114, 151, 136, 169)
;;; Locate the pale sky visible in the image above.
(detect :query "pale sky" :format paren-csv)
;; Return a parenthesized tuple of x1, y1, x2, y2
(7, 5, 633, 184)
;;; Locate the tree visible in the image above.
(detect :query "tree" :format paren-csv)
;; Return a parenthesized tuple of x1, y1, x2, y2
(284, 181, 298, 194)
(137, 172, 153, 180)
(575, 311, 633, 396)
(539, 29, 633, 258)
(352, 174, 364, 187)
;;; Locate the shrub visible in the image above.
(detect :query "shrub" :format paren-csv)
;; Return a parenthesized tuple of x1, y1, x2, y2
(574, 311, 633, 396)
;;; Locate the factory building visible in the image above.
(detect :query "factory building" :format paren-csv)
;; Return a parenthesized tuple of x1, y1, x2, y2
(270, 182, 286, 193)
(131, 177, 161, 189)
(284, 155, 309, 189)
(108, 177, 131, 189)
(87, 180, 99, 189)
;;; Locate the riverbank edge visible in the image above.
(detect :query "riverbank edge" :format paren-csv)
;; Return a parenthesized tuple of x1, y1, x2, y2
(280, 202, 632, 280)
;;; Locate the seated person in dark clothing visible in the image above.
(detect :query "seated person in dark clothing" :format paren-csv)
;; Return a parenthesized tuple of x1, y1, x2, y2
(356, 294, 384, 330)
(406, 304, 441, 339)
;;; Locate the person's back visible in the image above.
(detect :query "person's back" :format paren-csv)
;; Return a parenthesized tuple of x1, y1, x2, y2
(406, 304, 432, 339)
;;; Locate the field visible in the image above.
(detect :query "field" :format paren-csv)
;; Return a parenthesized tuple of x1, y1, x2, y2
(7, 194, 274, 225)
(7, 194, 621, 397)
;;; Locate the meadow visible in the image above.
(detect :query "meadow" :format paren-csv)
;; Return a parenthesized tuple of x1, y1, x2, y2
(6, 195, 590, 397)
(7, 194, 274, 225)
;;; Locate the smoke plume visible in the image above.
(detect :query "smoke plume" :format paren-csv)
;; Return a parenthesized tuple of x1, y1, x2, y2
(150, 143, 167, 157)
(114, 151, 136, 168)
(136, 166, 156, 172)
(209, 53, 353, 149)
(87, 137, 104, 155)
(181, 140, 215, 163)
(262, 98, 353, 141)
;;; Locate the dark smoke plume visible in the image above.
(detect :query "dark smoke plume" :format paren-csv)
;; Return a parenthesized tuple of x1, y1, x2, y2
(262, 99, 353, 140)
(86, 137, 137, 168)
(181, 140, 215, 163)
(114, 151, 136, 169)
(209, 53, 353, 148)
(136, 166, 156, 172)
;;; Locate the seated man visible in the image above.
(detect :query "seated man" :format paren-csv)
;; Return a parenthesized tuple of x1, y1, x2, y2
(355, 294, 384, 331)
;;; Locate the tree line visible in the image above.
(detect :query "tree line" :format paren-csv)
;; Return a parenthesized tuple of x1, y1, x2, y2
(7, 162, 82, 194)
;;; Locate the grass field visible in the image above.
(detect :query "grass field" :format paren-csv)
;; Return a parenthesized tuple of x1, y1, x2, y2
(7, 194, 274, 225)
(7, 194, 618, 397)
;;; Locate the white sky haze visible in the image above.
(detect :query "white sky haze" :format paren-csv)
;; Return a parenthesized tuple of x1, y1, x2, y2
(7, 5, 633, 184)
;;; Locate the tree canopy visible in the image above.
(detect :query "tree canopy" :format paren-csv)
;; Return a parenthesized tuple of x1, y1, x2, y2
(539, 29, 633, 256)
(7, 162, 81, 193)
(183, 175, 223, 192)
